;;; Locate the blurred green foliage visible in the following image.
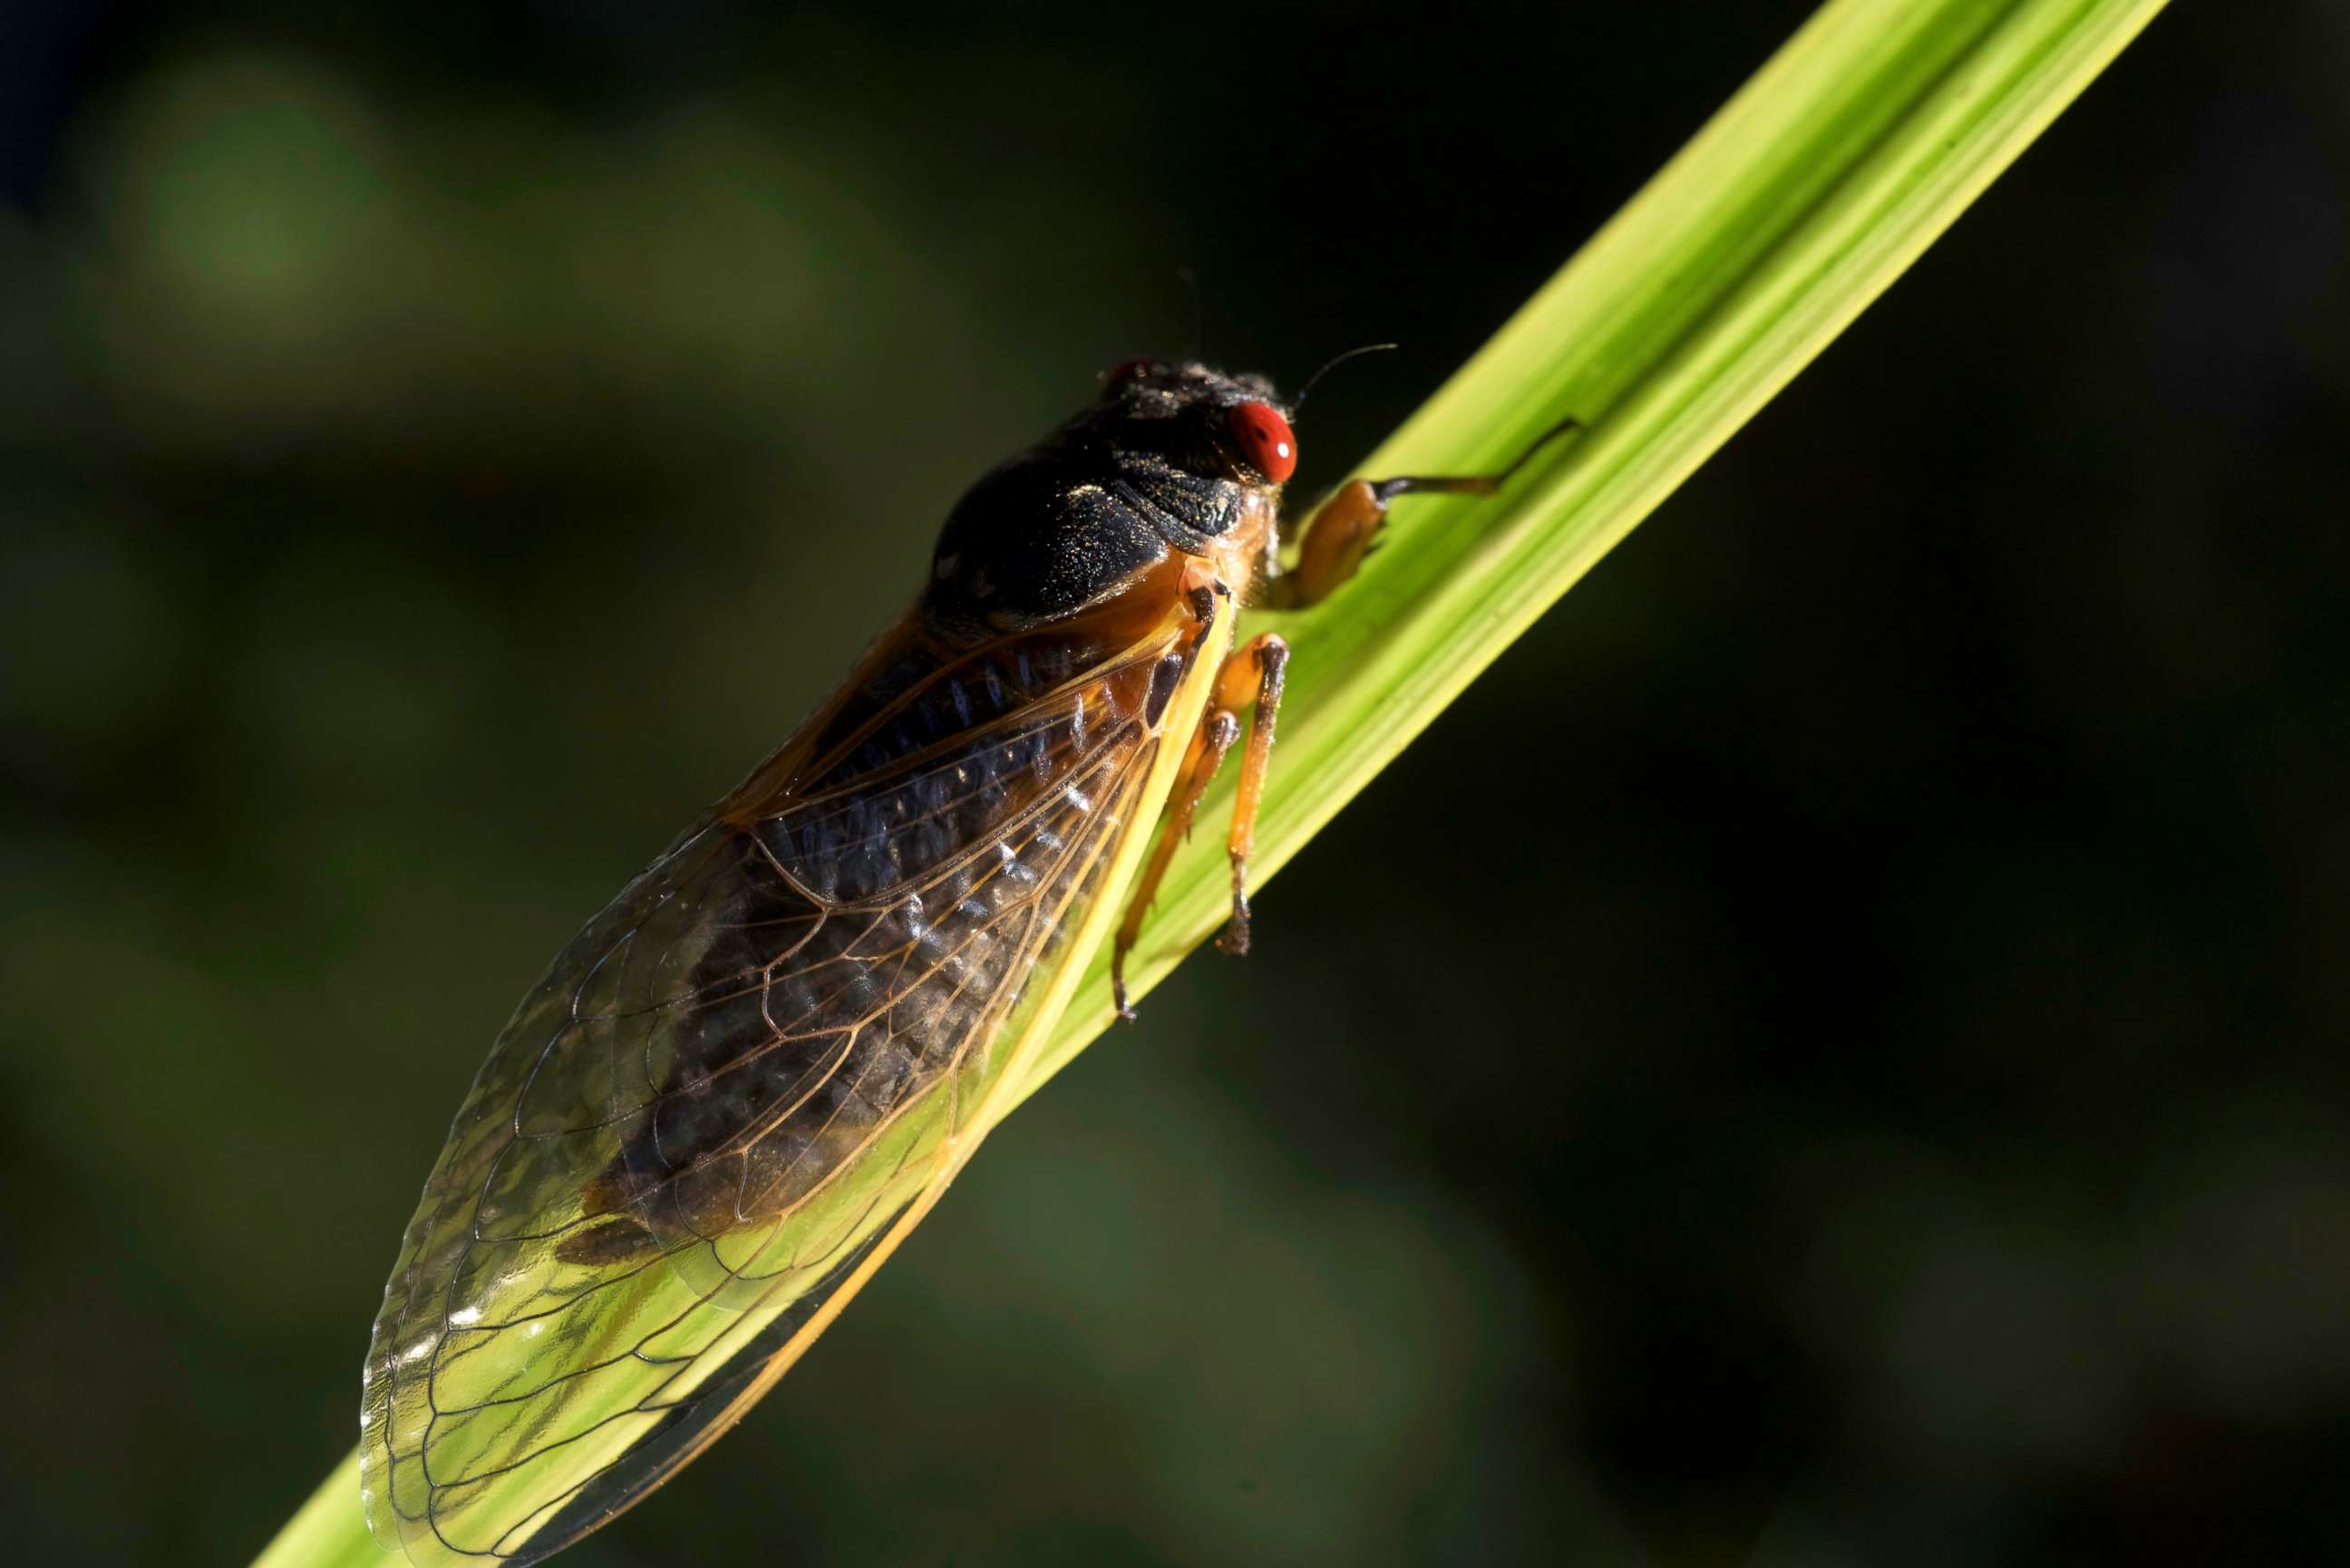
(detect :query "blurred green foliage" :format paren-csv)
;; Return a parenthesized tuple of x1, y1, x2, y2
(2, 4, 2345, 1566)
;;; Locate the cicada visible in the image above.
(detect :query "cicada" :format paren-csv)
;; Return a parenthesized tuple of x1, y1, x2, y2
(360, 357, 1574, 1564)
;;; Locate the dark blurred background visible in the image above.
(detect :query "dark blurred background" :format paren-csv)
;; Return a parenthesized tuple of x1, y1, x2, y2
(3, 3, 2345, 1564)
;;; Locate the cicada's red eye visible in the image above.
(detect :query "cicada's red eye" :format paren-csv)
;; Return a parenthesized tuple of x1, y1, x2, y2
(1226, 400, 1296, 482)
(1102, 357, 1157, 388)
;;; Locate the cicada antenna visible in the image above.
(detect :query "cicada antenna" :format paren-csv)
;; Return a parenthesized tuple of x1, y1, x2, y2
(1290, 342, 1399, 413)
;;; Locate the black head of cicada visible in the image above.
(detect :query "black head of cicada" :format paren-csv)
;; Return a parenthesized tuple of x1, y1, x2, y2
(923, 360, 1296, 634)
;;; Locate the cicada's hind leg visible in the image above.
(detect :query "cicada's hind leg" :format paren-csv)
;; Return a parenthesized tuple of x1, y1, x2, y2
(1269, 413, 1586, 609)
(1111, 632, 1289, 1019)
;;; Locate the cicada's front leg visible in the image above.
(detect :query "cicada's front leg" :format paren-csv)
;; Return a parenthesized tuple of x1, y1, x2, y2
(1112, 416, 1582, 1017)
(1269, 413, 1586, 609)
(1112, 631, 1288, 1019)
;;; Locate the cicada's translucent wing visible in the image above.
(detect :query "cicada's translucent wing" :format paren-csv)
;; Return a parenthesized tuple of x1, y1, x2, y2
(361, 624, 1182, 1565)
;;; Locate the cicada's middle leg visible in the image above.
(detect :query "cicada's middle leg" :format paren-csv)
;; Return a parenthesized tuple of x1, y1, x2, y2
(1112, 632, 1287, 1019)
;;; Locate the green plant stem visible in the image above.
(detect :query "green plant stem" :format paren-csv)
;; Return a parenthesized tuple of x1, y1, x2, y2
(1007, 0, 2170, 1108)
(256, 0, 2169, 1562)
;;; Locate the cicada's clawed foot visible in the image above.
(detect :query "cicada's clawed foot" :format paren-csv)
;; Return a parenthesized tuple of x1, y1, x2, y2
(1217, 863, 1254, 959)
